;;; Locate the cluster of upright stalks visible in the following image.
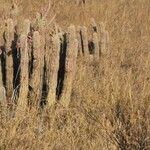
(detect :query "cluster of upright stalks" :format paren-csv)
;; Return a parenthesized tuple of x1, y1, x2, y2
(77, 18, 109, 60)
(0, 7, 109, 115)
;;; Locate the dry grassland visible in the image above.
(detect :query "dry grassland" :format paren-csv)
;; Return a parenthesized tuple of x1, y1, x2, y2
(0, 0, 150, 149)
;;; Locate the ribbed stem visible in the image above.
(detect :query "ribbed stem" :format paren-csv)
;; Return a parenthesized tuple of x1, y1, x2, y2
(77, 26, 83, 56)
(17, 19, 31, 114)
(60, 25, 78, 107)
(0, 61, 6, 105)
(99, 22, 107, 54)
(30, 31, 44, 108)
(4, 19, 14, 101)
(105, 31, 110, 54)
(47, 35, 60, 107)
(90, 18, 98, 33)
(93, 32, 100, 61)
(81, 26, 89, 58)
(17, 34, 29, 112)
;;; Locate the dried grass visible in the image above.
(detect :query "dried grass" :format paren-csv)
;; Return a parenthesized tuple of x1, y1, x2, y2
(0, 0, 150, 149)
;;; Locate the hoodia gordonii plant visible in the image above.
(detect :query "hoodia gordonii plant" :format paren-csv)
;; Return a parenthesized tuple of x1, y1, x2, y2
(17, 20, 30, 113)
(90, 20, 110, 56)
(4, 19, 14, 101)
(93, 32, 100, 61)
(105, 30, 110, 54)
(90, 18, 98, 33)
(99, 22, 109, 55)
(60, 25, 78, 107)
(47, 35, 60, 107)
(90, 18, 100, 60)
(77, 26, 83, 56)
(30, 31, 44, 107)
(0, 60, 6, 105)
(34, 12, 47, 72)
(34, 12, 47, 39)
(80, 26, 89, 58)
(22, 19, 31, 61)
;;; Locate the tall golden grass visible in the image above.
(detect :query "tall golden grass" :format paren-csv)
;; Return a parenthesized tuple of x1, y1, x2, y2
(0, 0, 150, 149)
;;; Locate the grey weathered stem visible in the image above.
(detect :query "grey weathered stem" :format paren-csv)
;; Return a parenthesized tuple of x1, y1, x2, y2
(47, 35, 60, 107)
(60, 25, 78, 107)
(81, 26, 89, 57)
(90, 18, 98, 33)
(99, 22, 107, 54)
(105, 31, 110, 54)
(17, 19, 30, 113)
(77, 26, 83, 56)
(30, 31, 44, 107)
(17, 34, 29, 112)
(4, 19, 14, 101)
(0, 61, 6, 105)
(93, 32, 100, 61)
